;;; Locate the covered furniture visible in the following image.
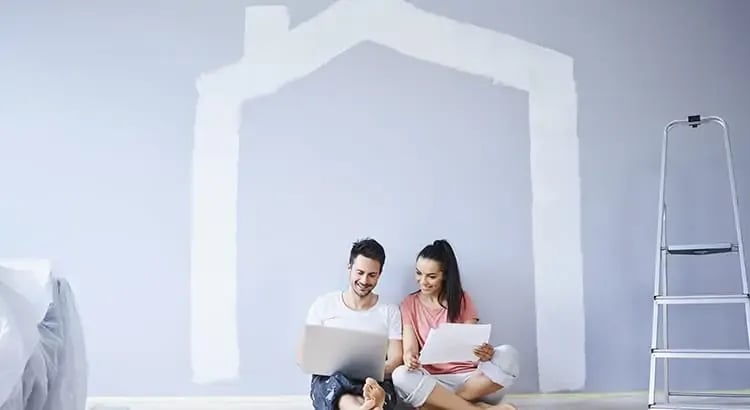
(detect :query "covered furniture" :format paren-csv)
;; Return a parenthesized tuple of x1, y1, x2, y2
(0, 260, 87, 410)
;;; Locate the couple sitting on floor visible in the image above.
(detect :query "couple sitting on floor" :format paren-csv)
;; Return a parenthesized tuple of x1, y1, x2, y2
(297, 237, 520, 410)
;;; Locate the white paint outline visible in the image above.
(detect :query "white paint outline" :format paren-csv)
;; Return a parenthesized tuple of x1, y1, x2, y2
(189, 0, 585, 392)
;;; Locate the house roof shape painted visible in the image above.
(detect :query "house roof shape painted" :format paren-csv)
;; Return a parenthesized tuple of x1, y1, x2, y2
(189, 0, 584, 394)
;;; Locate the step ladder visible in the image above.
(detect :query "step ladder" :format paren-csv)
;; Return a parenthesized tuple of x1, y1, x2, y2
(648, 115, 750, 409)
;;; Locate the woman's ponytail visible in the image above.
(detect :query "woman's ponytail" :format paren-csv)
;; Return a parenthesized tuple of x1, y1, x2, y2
(418, 239, 465, 322)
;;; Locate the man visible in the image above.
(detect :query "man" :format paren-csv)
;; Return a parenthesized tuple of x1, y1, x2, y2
(297, 238, 403, 410)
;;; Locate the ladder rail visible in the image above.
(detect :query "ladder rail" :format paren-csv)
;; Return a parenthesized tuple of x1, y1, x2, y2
(712, 116, 747, 292)
(709, 117, 750, 348)
(714, 116, 750, 346)
(652, 119, 676, 304)
(662, 220, 670, 403)
(650, 119, 672, 406)
(709, 117, 750, 294)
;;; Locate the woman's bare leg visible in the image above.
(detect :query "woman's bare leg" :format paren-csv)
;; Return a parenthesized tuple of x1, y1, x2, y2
(419, 382, 514, 410)
(476, 404, 517, 410)
(453, 371, 517, 409)
(454, 372, 503, 402)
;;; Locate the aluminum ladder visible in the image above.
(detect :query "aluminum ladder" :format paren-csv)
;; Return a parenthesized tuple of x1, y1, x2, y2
(648, 115, 750, 409)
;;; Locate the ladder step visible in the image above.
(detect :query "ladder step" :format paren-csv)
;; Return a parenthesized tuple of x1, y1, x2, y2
(655, 294, 749, 305)
(652, 349, 750, 359)
(670, 391, 750, 399)
(666, 243, 737, 255)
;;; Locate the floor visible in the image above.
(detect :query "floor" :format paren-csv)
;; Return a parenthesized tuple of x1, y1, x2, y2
(496, 393, 747, 409)
(87, 392, 750, 410)
(487, 394, 648, 409)
(474, 393, 746, 410)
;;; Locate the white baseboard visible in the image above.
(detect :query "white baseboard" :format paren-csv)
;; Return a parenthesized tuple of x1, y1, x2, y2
(86, 390, 750, 409)
(85, 392, 640, 410)
(87, 396, 311, 410)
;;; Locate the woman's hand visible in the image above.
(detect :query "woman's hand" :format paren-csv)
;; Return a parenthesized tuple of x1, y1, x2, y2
(473, 342, 495, 362)
(403, 352, 421, 370)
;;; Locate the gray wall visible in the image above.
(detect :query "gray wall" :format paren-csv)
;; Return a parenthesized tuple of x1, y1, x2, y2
(2, 0, 750, 397)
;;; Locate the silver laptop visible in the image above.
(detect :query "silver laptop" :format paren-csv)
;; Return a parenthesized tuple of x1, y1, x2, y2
(300, 324, 388, 381)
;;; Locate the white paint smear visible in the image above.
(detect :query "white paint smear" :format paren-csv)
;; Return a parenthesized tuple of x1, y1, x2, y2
(528, 76, 586, 393)
(190, 0, 585, 391)
(189, 97, 241, 383)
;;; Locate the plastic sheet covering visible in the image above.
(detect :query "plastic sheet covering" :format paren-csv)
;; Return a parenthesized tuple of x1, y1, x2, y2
(0, 278, 88, 410)
(0, 281, 39, 408)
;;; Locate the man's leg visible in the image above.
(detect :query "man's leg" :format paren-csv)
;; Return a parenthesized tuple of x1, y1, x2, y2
(391, 366, 513, 410)
(310, 372, 374, 410)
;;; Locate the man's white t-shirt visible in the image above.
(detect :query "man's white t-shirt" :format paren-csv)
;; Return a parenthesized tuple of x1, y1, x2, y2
(305, 291, 402, 340)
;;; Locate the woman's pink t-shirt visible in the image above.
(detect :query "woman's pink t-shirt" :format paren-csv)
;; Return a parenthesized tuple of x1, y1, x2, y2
(400, 291, 480, 375)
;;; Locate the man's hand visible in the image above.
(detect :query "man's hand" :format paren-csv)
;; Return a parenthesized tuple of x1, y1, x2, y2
(473, 343, 494, 362)
(404, 352, 421, 370)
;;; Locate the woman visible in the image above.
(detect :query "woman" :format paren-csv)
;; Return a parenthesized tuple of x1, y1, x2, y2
(391, 239, 519, 410)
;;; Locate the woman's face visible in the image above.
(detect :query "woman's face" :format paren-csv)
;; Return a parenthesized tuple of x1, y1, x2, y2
(415, 256, 443, 296)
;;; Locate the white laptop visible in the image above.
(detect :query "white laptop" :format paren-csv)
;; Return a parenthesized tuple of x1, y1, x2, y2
(300, 324, 388, 381)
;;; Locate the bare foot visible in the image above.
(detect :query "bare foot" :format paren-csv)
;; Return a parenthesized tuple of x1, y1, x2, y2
(363, 378, 386, 409)
(359, 398, 376, 410)
(475, 403, 517, 410)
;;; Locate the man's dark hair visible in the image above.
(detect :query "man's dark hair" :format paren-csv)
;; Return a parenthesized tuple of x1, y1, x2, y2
(348, 237, 386, 271)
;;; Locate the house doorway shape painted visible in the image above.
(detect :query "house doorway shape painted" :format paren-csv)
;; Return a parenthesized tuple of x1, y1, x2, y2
(189, 0, 584, 393)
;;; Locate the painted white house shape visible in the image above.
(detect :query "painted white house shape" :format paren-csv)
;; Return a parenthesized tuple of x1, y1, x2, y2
(189, 0, 585, 393)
